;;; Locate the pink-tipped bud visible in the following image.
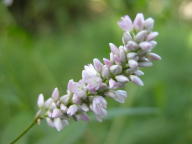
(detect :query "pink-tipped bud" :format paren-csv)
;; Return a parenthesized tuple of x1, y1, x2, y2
(93, 58, 103, 72)
(128, 59, 138, 68)
(109, 43, 119, 54)
(147, 53, 161, 61)
(52, 88, 59, 100)
(103, 58, 112, 67)
(126, 41, 138, 50)
(139, 62, 153, 67)
(67, 105, 79, 116)
(127, 52, 137, 59)
(130, 75, 144, 86)
(109, 79, 121, 89)
(118, 15, 133, 31)
(115, 75, 129, 83)
(101, 65, 110, 79)
(135, 30, 148, 41)
(122, 32, 132, 44)
(134, 70, 144, 76)
(147, 32, 159, 41)
(144, 18, 154, 31)
(110, 65, 122, 75)
(52, 109, 62, 118)
(119, 46, 126, 62)
(139, 41, 153, 51)
(110, 52, 114, 62)
(133, 13, 145, 31)
(67, 79, 76, 92)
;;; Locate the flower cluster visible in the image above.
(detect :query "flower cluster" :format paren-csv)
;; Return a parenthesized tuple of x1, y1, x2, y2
(36, 13, 161, 131)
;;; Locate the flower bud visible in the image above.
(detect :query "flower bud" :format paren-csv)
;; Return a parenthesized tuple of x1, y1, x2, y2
(37, 94, 44, 108)
(109, 79, 121, 89)
(52, 109, 62, 118)
(103, 58, 112, 67)
(114, 55, 121, 64)
(144, 18, 154, 31)
(93, 58, 103, 72)
(102, 65, 110, 78)
(119, 46, 126, 62)
(110, 52, 114, 62)
(139, 41, 153, 51)
(60, 104, 67, 112)
(109, 43, 119, 55)
(115, 75, 129, 83)
(126, 41, 138, 50)
(133, 13, 145, 31)
(110, 65, 122, 75)
(72, 94, 81, 104)
(80, 104, 89, 112)
(150, 41, 157, 47)
(91, 96, 107, 121)
(76, 113, 89, 121)
(60, 94, 70, 105)
(105, 90, 127, 103)
(134, 70, 144, 76)
(139, 62, 153, 67)
(114, 90, 128, 103)
(118, 15, 133, 31)
(147, 32, 159, 41)
(127, 52, 137, 59)
(130, 75, 144, 86)
(67, 105, 79, 116)
(147, 53, 161, 61)
(52, 88, 59, 100)
(53, 118, 64, 131)
(135, 30, 148, 41)
(67, 79, 76, 92)
(122, 32, 132, 44)
(128, 59, 138, 68)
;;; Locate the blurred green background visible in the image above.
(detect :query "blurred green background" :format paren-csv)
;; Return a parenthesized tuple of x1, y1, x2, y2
(0, 0, 192, 144)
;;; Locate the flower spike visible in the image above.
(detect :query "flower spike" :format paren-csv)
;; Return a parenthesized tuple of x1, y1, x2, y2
(36, 13, 161, 131)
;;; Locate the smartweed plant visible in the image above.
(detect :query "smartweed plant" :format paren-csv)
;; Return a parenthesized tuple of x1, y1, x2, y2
(10, 13, 161, 144)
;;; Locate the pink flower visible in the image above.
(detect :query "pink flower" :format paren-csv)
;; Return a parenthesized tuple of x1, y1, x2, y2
(67, 105, 79, 116)
(91, 96, 107, 121)
(118, 15, 133, 31)
(133, 13, 145, 31)
(82, 64, 103, 92)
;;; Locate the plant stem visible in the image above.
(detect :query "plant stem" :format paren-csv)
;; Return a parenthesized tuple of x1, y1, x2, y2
(9, 116, 40, 144)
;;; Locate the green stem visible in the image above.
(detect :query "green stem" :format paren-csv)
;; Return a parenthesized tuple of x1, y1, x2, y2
(9, 116, 40, 144)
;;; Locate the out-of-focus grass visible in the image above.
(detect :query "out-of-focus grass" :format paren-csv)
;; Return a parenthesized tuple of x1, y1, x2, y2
(0, 6, 192, 144)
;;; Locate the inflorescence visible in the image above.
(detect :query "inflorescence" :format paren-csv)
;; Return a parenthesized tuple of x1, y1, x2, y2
(36, 13, 161, 131)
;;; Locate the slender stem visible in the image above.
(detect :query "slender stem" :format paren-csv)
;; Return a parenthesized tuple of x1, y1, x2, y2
(9, 116, 40, 144)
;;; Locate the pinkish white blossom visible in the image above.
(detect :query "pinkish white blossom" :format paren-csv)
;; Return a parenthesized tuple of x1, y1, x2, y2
(36, 13, 161, 131)
(118, 15, 133, 31)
